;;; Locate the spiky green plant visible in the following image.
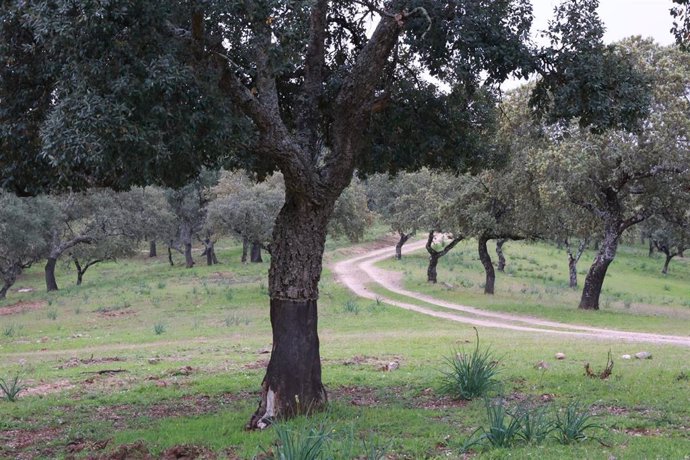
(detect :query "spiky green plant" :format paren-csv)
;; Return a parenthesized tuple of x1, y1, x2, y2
(440, 328, 500, 400)
(554, 400, 601, 444)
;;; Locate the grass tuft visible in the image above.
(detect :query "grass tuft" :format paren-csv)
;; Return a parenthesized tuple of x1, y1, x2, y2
(554, 400, 601, 444)
(0, 373, 24, 402)
(440, 328, 500, 400)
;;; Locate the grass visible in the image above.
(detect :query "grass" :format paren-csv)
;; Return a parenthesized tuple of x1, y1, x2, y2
(440, 328, 500, 400)
(0, 235, 689, 458)
(376, 239, 690, 334)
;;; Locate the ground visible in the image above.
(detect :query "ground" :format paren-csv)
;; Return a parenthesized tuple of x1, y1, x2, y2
(0, 233, 689, 458)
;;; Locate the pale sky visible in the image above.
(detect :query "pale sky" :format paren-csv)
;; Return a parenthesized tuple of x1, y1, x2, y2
(531, 0, 676, 46)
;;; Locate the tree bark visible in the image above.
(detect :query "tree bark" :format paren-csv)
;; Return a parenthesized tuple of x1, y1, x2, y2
(579, 230, 619, 310)
(149, 240, 157, 257)
(251, 242, 263, 263)
(395, 232, 412, 260)
(167, 243, 174, 266)
(568, 254, 578, 288)
(478, 235, 495, 295)
(241, 237, 249, 263)
(496, 239, 506, 272)
(425, 231, 463, 284)
(184, 242, 194, 268)
(648, 239, 654, 257)
(45, 257, 59, 291)
(662, 254, 673, 274)
(0, 282, 9, 299)
(247, 193, 333, 429)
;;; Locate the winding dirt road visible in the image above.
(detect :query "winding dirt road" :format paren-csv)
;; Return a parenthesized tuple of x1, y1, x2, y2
(333, 239, 690, 347)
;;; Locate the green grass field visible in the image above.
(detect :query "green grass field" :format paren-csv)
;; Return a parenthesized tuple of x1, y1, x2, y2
(1, 234, 689, 459)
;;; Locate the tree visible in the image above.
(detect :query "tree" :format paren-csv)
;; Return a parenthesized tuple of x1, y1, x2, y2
(0, 193, 56, 298)
(0, 0, 649, 426)
(672, 0, 690, 48)
(206, 172, 284, 264)
(328, 178, 374, 244)
(530, 40, 690, 309)
(645, 213, 690, 275)
(366, 171, 434, 260)
(166, 172, 219, 268)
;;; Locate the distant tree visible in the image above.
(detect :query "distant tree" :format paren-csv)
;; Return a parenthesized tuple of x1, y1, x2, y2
(0, 194, 56, 298)
(645, 214, 690, 275)
(166, 172, 219, 268)
(530, 40, 690, 309)
(328, 178, 374, 244)
(366, 171, 432, 260)
(672, 0, 690, 48)
(206, 172, 284, 264)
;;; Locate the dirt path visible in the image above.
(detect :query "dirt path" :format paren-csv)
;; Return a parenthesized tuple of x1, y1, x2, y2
(333, 239, 690, 347)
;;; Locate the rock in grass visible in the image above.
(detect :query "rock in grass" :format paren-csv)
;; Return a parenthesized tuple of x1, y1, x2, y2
(621, 354, 632, 360)
(635, 351, 652, 360)
(555, 352, 566, 360)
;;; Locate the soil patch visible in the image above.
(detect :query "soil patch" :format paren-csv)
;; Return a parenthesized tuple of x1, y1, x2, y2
(22, 378, 76, 397)
(0, 427, 63, 460)
(0, 300, 46, 316)
(58, 356, 126, 369)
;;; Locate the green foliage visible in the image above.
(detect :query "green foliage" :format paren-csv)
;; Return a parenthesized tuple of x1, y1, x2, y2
(47, 309, 58, 320)
(343, 300, 359, 315)
(554, 401, 601, 444)
(0, 373, 24, 402)
(515, 404, 555, 444)
(153, 323, 167, 335)
(267, 422, 331, 460)
(440, 329, 500, 400)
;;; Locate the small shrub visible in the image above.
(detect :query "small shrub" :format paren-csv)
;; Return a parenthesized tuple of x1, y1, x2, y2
(515, 404, 554, 444)
(266, 421, 330, 460)
(74, 307, 81, 315)
(0, 373, 24, 402)
(47, 309, 58, 320)
(554, 400, 601, 444)
(3, 324, 16, 337)
(157, 281, 166, 289)
(153, 323, 167, 335)
(440, 328, 500, 400)
(343, 300, 359, 314)
(225, 315, 241, 327)
(480, 399, 522, 448)
(675, 371, 689, 382)
(225, 289, 234, 301)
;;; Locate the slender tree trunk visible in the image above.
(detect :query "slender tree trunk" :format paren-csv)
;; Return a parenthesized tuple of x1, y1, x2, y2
(247, 193, 333, 430)
(478, 235, 495, 295)
(395, 232, 411, 260)
(662, 254, 673, 274)
(45, 257, 59, 292)
(679, 248, 684, 258)
(149, 240, 157, 257)
(241, 237, 249, 263)
(167, 243, 174, 266)
(579, 230, 619, 310)
(648, 239, 654, 257)
(425, 231, 463, 284)
(251, 242, 263, 263)
(427, 253, 440, 283)
(496, 239, 506, 272)
(568, 254, 578, 288)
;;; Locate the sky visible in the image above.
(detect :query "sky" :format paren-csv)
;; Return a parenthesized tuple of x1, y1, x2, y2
(531, 0, 677, 46)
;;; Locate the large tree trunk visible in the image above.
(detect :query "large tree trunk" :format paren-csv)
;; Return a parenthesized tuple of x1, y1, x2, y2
(496, 239, 506, 272)
(241, 237, 249, 263)
(0, 282, 9, 299)
(184, 242, 194, 268)
(250, 242, 263, 263)
(149, 240, 157, 257)
(247, 194, 333, 430)
(395, 232, 412, 260)
(579, 230, 619, 310)
(45, 257, 59, 292)
(478, 235, 495, 295)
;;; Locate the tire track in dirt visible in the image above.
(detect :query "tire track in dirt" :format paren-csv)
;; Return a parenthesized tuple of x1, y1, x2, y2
(333, 239, 690, 347)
